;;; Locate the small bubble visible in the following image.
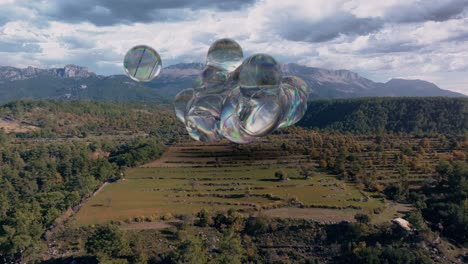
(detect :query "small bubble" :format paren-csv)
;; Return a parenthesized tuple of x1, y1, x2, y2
(123, 45, 162, 82)
(278, 76, 309, 128)
(219, 87, 256, 144)
(185, 94, 224, 142)
(174, 89, 194, 123)
(237, 86, 283, 136)
(193, 65, 228, 93)
(206, 38, 243, 72)
(239, 54, 282, 88)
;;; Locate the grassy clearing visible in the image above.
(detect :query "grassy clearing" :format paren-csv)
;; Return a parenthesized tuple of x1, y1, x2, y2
(74, 165, 384, 225)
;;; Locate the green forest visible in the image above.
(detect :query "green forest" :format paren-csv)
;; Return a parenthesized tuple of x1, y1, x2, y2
(300, 98, 467, 134)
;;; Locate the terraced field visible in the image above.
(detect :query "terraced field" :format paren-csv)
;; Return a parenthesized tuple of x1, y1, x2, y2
(74, 141, 387, 225)
(75, 167, 385, 225)
(142, 140, 313, 168)
(326, 134, 458, 186)
(74, 132, 454, 226)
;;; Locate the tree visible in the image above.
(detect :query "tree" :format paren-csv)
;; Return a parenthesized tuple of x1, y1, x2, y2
(85, 224, 130, 258)
(299, 165, 316, 180)
(244, 214, 270, 235)
(407, 211, 428, 232)
(274, 170, 288, 181)
(384, 184, 401, 201)
(169, 235, 207, 264)
(436, 160, 452, 182)
(189, 179, 199, 190)
(196, 209, 210, 227)
(354, 213, 370, 224)
(216, 228, 244, 264)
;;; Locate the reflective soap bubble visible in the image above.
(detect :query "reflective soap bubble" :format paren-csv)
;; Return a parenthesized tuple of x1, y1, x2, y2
(193, 65, 228, 93)
(219, 87, 256, 144)
(173, 38, 310, 144)
(174, 89, 194, 123)
(237, 86, 283, 136)
(123, 45, 162, 82)
(185, 94, 224, 142)
(239, 54, 282, 88)
(278, 76, 309, 129)
(206, 38, 243, 72)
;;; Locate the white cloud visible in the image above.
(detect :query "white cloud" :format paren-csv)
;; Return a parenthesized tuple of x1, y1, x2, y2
(0, 0, 466, 94)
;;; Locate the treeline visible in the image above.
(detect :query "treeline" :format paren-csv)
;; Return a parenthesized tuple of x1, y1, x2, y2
(49, 209, 435, 263)
(416, 160, 468, 245)
(298, 97, 467, 134)
(0, 100, 185, 140)
(0, 131, 165, 262)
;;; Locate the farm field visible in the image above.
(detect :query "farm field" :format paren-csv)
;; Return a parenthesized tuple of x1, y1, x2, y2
(72, 133, 452, 226)
(74, 140, 406, 226)
(74, 166, 385, 225)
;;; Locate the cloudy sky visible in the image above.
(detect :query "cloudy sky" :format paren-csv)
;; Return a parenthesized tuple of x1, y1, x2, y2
(0, 0, 467, 94)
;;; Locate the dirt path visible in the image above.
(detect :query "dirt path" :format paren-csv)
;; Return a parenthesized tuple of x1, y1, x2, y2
(42, 180, 112, 260)
(93, 181, 109, 196)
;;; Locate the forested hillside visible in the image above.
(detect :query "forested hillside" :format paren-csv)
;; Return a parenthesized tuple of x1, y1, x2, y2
(0, 99, 466, 263)
(0, 101, 184, 262)
(299, 98, 468, 134)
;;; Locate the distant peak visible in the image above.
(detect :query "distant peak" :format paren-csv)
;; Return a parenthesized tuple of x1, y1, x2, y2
(0, 64, 96, 81)
(64, 64, 88, 69)
(62, 64, 95, 78)
(386, 78, 434, 85)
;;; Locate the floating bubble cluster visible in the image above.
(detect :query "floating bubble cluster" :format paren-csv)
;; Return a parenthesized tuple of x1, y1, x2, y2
(175, 38, 310, 144)
(123, 45, 162, 82)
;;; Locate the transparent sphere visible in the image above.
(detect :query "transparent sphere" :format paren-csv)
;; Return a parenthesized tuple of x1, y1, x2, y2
(239, 54, 282, 88)
(123, 45, 162, 82)
(237, 86, 283, 136)
(219, 87, 256, 144)
(277, 76, 309, 129)
(206, 38, 243, 72)
(172, 39, 311, 144)
(174, 89, 194, 123)
(185, 94, 224, 142)
(193, 65, 228, 93)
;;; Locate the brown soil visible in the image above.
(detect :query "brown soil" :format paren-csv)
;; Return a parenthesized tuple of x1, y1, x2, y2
(0, 116, 38, 133)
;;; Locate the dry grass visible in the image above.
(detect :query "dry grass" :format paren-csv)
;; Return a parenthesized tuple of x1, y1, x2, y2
(261, 208, 359, 223)
(74, 165, 384, 225)
(0, 116, 38, 133)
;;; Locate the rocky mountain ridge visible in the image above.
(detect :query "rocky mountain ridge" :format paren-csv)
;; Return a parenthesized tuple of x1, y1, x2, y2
(0, 63, 464, 103)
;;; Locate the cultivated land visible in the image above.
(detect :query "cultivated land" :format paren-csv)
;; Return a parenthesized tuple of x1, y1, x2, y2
(74, 140, 412, 226)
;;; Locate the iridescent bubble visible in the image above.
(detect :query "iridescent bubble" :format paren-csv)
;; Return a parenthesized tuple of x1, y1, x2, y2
(123, 45, 162, 82)
(278, 76, 309, 129)
(219, 87, 256, 144)
(174, 89, 194, 123)
(193, 65, 228, 93)
(185, 94, 224, 142)
(239, 54, 282, 88)
(173, 39, 311, 144)
(237, 86, 283, 136)
(206, 38, 243, 72)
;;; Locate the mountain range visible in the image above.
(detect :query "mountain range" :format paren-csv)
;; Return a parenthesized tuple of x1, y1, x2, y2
(0, 63, 464, 104)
